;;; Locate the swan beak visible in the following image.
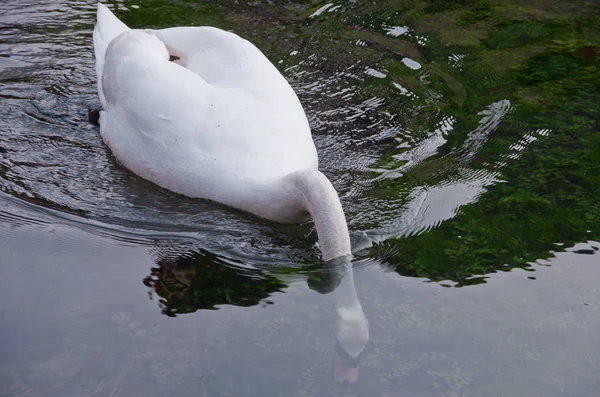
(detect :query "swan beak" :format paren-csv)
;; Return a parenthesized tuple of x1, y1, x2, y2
(334, 355, 359, 384)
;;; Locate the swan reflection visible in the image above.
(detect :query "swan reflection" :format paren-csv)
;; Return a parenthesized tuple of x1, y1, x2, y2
(145, 245, 369, 383)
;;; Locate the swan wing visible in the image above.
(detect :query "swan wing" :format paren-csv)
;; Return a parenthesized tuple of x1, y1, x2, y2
(153, 27, 304, 114)
(100, 30, 317, 201)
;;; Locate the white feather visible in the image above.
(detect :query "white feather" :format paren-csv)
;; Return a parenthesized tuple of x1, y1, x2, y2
(93, 3, 351, 261)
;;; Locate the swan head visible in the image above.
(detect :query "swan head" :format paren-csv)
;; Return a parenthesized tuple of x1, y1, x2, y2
(334, 306, 369, 384)
(307, 256, 370, 384)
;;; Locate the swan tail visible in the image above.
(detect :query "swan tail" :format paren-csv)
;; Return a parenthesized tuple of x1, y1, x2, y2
(93, 3, 130, 107)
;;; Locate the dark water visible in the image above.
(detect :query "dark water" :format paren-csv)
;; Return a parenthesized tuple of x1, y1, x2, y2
(1, 0, 599, 396)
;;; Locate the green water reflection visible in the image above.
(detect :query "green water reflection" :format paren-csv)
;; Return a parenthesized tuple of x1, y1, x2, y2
(114, 0, 600, 284)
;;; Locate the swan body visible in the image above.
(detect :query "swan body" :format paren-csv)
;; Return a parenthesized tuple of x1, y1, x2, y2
(95, 4, 319, 219)
(94, 5, 354, 259)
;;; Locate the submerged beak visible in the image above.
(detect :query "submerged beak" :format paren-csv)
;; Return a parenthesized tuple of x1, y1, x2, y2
(333, 340, 361, 384)
(334, 354, 359, 384)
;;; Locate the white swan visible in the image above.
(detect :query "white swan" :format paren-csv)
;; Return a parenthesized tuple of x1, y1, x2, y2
(93, 3, 368, 380)
(93, 3, 350, 261)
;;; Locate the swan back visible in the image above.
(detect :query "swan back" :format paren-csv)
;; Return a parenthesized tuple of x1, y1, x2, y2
(154, 26, 308, 118)
(98, 27, 318, 221)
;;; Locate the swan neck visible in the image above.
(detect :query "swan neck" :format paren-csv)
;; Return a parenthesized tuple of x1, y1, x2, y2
(334, 262, 361, 310)
(293, 170, 351, 261)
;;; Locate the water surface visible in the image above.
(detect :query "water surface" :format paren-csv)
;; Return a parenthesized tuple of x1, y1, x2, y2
(1, 0, 599, 396)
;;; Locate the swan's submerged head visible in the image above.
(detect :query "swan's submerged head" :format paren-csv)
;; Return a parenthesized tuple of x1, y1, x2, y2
(310, 256, 369, 384)
(337, 307, 370, 356)
(335, 307, 369, 384)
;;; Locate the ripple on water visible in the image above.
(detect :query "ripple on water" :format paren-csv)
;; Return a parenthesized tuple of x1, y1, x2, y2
(1, 3, 598, 396)
(0, 0, 547, 265)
